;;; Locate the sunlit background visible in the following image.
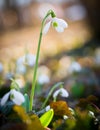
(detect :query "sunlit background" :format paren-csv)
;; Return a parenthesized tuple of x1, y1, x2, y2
(0, 0, 100, 100)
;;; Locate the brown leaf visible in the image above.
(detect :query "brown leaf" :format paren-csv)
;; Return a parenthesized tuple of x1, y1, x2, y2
(50, 101, 71, 117)
(77, 95, 98, 109)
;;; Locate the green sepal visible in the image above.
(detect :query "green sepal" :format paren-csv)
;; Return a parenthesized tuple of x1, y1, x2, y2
(22, 93, 30, 112)
(39, 109, 54, 127)
(10, 78, 20, 91)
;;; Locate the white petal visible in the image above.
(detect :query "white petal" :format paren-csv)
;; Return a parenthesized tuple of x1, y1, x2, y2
(55, 26, 64, 33)
(45, 105, 50, 112)
(53, 88, 69, 98)
(38, 74, 50, 84)
(0, 92, 10, 106)
(88, 111, 95, 117)
(53, 17, 68, 28)
(60, 88, 69, 97)
(63, 115, 69, 120)
(42, 21, 51, 34)
(53, 89, 60, 98)
(10, 89, 25, 105)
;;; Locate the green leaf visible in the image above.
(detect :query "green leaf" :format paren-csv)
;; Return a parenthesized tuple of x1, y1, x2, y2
(39, 109, 54, 127)
(71, 83, 84, 98)
(22, 93, 30, 112)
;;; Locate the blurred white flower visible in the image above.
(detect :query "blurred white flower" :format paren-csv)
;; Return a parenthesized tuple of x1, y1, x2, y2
(24, 54, 36, 67)
(0, 89, 25, 106)
(68, 61, 81, 73)
(16, 54, 36, 74)
(5, 73, 13, 80)
(65, 4, 86, 21)
(16, 64, 26, 74)
(37, 66, 51, 84)
(38, 74, 50, 85)
(13, 0, 32, 7)
(45, 105, 50, 112)
(43, 17, 68, 34)
(0, 62, 3, 73)
(69, 107, 75, 115)
(16, 54, 36, 67)
(53, 88, 69, 98)
(63, 115, 69, 120)
(88, 111, 95, 118)
(95, 48, 100, 65)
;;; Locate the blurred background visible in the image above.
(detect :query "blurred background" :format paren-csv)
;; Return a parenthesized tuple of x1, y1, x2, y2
(0, 0, 100, 102)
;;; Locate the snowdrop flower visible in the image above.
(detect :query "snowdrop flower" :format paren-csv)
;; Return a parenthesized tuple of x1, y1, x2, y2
(38, 74, 50, 85)
(16, 54, 36, 67)
(0, 89, 25, 106)
(68, 61, 81, 73)
(24, 54, 36, 67)
(16, 54, 36, 74)
(43, 17, 68, 34)
(16, 64, 26, 74)
(53, 88, 69, 99)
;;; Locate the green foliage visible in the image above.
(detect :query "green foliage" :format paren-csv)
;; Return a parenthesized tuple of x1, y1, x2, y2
(39, 109, 54, 127)
(71, 82, 85, 98)
(22, 93, 30, 112)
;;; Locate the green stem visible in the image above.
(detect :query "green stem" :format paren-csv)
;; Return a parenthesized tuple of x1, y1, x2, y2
(41, 82, 64, 109)
(29, 10, 55, 111)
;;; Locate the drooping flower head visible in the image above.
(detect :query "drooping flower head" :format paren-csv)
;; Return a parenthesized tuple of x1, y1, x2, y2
(1, 79, 25, 106)
(43, 16, 68, 34)
(53, 88, 69, 99)
(0, 89, 25, 106)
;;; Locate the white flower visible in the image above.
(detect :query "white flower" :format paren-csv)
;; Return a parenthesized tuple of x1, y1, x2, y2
(88, 111, 95, 118)
(53, 88, 69, 98)
(45, 105, 50, 112)
(16, 64, 26, 74)
(69, 107, 75, 115)
(43, 17, 68, 34)
(16, 54, 36, 67)
(24, 54, 36, 67)
(0, 92, 10, 106)
(63, 115, 69, 120)
(0, 89, 25, 106)
(68, 61, 81, 73)
(38, 74, 50, 85)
